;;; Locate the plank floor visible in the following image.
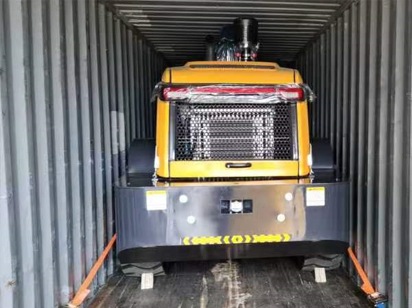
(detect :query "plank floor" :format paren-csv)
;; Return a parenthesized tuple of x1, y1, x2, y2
(88, 258, 369, 308)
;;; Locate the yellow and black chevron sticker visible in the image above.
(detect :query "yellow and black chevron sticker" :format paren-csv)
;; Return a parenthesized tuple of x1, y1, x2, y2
(182, 234, 291, 245)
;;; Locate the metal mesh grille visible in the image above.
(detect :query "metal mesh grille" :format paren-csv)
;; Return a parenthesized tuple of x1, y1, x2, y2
(174, 103, 294, 161)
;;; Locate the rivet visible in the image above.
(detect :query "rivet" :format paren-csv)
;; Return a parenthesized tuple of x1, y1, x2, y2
(179, 194, 188, 203)
(277, 214, 286, 222)
(285, 192, 293, 201)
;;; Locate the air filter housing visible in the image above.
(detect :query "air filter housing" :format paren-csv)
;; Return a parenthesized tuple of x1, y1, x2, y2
(234, 17, 258, 47)
(234, 17, 259, 61)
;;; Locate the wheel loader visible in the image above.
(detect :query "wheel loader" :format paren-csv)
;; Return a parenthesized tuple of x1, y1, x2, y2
(115, 18, 349, 277)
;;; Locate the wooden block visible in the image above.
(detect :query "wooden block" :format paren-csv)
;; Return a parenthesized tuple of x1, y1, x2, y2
(141, 273, 154, 290)
(314, 267, 327, 283)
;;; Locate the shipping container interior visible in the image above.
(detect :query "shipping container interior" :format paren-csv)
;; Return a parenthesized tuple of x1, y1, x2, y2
(0, 0, 411, 307)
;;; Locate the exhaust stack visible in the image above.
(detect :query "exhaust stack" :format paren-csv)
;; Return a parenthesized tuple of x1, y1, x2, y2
(205, 35, 215, 61)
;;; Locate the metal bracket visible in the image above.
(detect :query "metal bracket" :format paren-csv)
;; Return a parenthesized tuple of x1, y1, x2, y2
(141, 273, 154, 290)
(368, 292, 388, 308)
(314, 267, 327, 283)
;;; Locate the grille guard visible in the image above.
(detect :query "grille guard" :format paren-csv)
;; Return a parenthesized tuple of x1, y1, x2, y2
(173, 102, 297, 161)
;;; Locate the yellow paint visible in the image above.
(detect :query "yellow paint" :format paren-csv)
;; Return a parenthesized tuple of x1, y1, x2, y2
(192, 236, 222, 245)
(146, 190, 166, 196)
(183, 237, 190, 245)
(187, 61, 280, 69)
(156, 61, 311, 179)
(182, 234, 291, 245)
(155, 100, 169, 178)
(169, 161, 298, 178)
(155, 178, 312, 187)
(169, 61, 295, 84)
(297, 102, 311, 176)
(252, 234, 283, 243)
(307, 187, 325, 192)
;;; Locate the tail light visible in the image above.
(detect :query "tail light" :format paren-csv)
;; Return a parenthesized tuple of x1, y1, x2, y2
(161, 85, 305, 102)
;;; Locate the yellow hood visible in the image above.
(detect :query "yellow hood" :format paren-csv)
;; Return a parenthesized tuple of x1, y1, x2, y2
(162, 61, 300, 84)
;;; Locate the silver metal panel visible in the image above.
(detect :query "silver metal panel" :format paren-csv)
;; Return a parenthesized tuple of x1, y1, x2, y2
(355, 0, 367, 268)
(147, 44, 153, 137)
(324, 28, 330, 140)
(115, 19, 127, 178)
(0, 1, 165, 307)
(142, 40, 149, 138)
(78, 0, 96, 289)
(122, 24, 131, 150)
(376, 0, 391, 295)
(63, 0, 84, 292)
(2, 0, 411, 307)
(138, 38, 147, 138)
(49, 0, 72, 303)
(365, 0, 378, 284)
(347, 2, 358, 266)
(0, 0, 16, 304)
(0, 3, 16, 308)
(98, 4, 115, 276)
(319, 33, 325, 138)
(128, 29, 137, 141)
(341, 10, 350, 180)
(89, 0, 106, 286)
(391, 0, 408, 306)
(9, 0, 39, 305)
(107, 0, 351, 64)
(297, 1, 412, 306)
(329, 23, 336, 150)
(30, 0, 56, 306)
(335, 16, 342, 170)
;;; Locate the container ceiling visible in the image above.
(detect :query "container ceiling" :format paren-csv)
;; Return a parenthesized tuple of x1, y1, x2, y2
(105, 0, 352, 65)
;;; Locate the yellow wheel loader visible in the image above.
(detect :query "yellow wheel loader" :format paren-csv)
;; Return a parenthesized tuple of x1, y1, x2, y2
(115, 18, 348, 277)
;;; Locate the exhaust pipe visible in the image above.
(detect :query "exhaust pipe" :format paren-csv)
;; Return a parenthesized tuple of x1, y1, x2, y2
(205, 35, 215, 61)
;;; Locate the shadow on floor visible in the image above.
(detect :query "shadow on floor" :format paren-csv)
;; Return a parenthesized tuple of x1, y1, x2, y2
(88, 257, 369, 308)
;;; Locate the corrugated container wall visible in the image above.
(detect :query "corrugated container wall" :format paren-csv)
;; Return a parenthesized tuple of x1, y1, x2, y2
(2, 0, 412, 307)
(297, 0, 412, 307)
(0, 0, 166, 307)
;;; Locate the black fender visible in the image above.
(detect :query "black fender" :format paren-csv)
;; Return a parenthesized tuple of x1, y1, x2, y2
(311, 139, 337, 178)
(311, 139, 334, 170)
(127, 139, 156, 175)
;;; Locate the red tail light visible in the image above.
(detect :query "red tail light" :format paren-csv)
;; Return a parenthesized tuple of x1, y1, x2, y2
(162, 85, 304, 101)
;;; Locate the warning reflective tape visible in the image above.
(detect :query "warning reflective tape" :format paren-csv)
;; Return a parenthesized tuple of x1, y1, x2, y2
(182, 234, 291, 245)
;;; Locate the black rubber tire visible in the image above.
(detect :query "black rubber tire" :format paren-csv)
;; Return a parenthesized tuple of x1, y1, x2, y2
(301, 254, 343, 271)
(120, 262, 165, 277)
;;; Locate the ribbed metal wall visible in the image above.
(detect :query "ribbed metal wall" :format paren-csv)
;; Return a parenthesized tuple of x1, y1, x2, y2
(297, 0, 412, 307)
(0, 0, 165, 307)
(2, 0, 412, 307)
(109, 0, 352, 65)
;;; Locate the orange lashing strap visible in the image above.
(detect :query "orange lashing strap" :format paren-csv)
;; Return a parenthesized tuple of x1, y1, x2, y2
(347, 247, 375, 295)
(68, 234, 117, 308)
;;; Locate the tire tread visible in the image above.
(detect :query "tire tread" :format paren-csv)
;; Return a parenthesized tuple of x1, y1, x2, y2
(302, 254, 343, 272)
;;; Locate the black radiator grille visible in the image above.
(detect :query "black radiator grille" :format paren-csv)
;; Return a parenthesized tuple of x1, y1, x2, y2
(174, 103, 295, 161)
